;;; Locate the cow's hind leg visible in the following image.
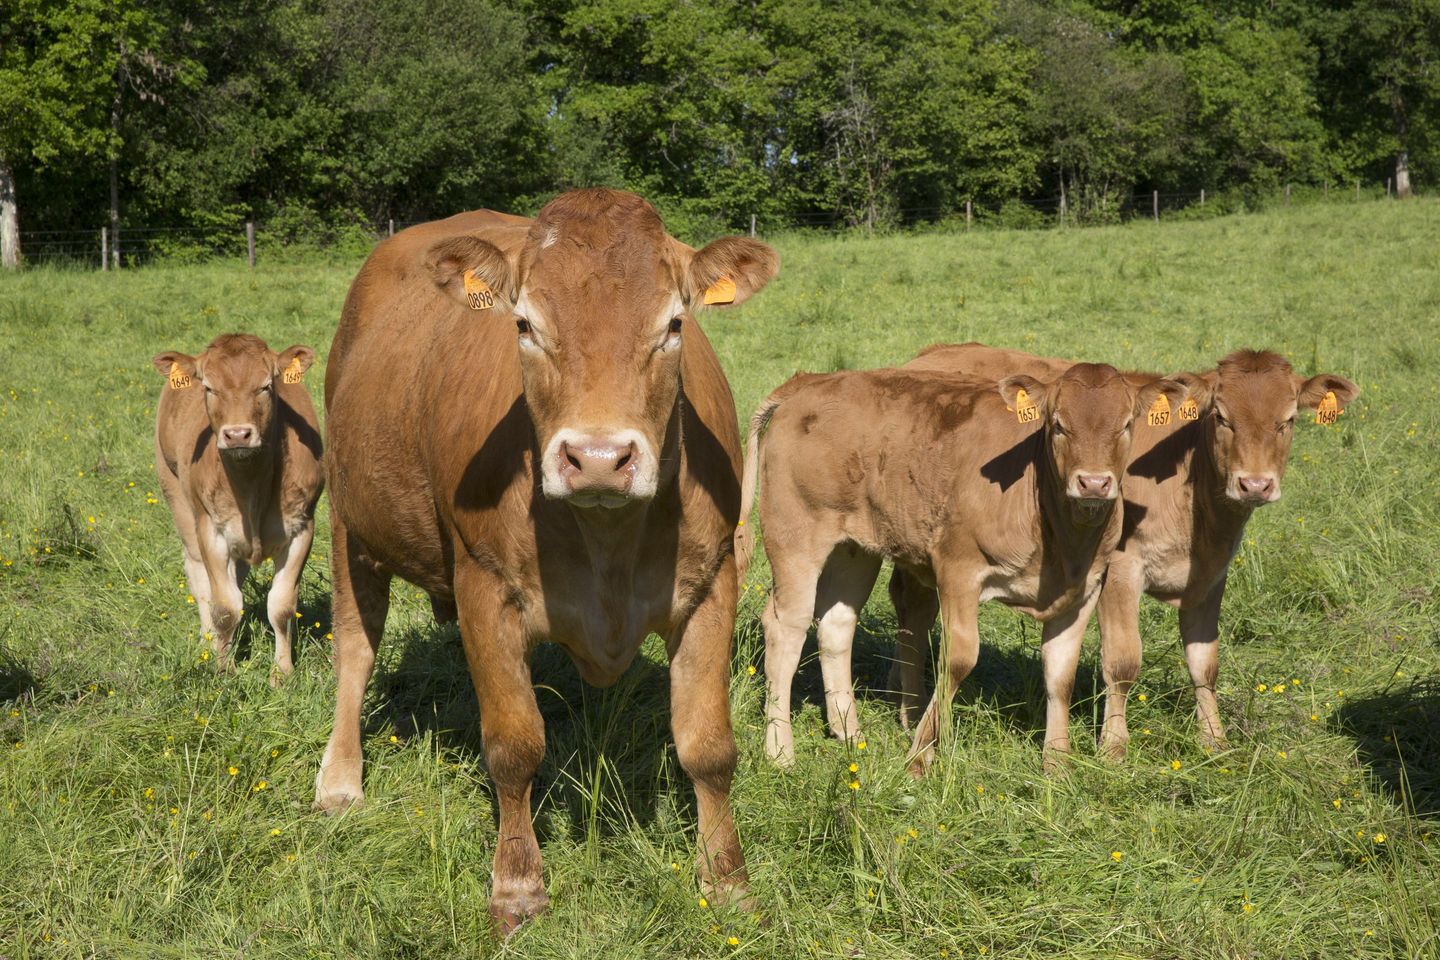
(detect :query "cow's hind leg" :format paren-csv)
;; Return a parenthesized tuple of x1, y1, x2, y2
(668, 557, 748, 906)
(814, 547, 882, 745)
(887, 567, 939, 731)
(265, 522, 314, 682)
(314, 516, 390, 813)
(762, 538, 829, 767)
(452, 558, 546, 934)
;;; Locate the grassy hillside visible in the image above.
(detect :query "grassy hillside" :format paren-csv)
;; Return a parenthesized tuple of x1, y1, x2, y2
(2, 200, 1438, 958)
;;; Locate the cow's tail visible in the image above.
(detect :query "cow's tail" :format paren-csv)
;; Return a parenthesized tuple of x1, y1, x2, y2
(735, 375, 811, 584)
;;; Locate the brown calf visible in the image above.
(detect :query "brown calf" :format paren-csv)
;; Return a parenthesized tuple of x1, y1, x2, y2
(740, 364, 1187, 775)
(152, 334, 323, 675)
(896, 343, 1358, 755)
(316, 189, 778, 930)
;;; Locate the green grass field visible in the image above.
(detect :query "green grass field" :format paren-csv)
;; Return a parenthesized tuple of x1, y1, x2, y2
(2, 199, 1439, 959)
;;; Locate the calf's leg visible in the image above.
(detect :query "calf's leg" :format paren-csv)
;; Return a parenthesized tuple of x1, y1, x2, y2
(761, 543, 826, 767)
(157, 455, 214, 638)
(1181, 584, 1228, 752)
(887, 567, 939, 731)
(814, 549, 882, 745)
(265, 522, 314, 680)
(1040, 589, 1101, 774)
(668, 558, 748, 904)
(453, 559, 547, 934)
(906, 586, 979, 778)
(1096, 576, 1142, 760)
(198, 516, 244, 667)
(314, 516, 391, 813)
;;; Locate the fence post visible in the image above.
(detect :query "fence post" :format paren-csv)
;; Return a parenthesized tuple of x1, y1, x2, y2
(1059, 192, 1066, 228)
(1152, 190, 1159, 222)
(1285, 183, 1291, 204)
(101, 228, 108, 272)
(1386, 177, 1392, 197)
(749, 213, 756, 238)
(1200, 189, 1205, 208)
(388, 218, 395, 237)
(965, 200, 972, 230)
(1324, 180, 1329, 199)
(246, 222, 255, 268)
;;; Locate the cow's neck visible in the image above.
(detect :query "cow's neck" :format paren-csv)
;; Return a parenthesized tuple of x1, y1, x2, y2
(1189, 424, 1255, 568)
(218, 425, 278, 519)
(1036, 442, 1115, 563)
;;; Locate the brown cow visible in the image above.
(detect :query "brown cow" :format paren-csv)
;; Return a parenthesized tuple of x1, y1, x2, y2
(314, 189, 778, 930)
(152, 334, 323, 676)
(894, 342, 1358, 756)
(739, 364, 1188, 775)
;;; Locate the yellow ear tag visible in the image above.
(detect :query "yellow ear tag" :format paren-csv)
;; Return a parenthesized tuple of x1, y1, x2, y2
(1314, 390, 1339, 426)
(463, 270, 496, 311)
(703, 276, 737, 305)
(282, 356, 304, 384)
(1146, 393, 1172, 427)
(1014, 388, 1039, 424)
(1177, 397, 1200, 421)
(167, 362, 192, 391)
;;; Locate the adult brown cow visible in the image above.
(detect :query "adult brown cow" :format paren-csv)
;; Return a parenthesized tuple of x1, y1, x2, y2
(152, 334, 323, 676)
(315, 189, 778, 930)
(738, 363, 1187, 775)
(891, 342, 1357, 757)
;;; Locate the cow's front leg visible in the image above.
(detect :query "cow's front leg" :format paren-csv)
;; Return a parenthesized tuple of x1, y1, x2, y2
(454, 560, 547, 934)
(1181, 582, 1228, 753)
(265, 522, 314, 681)
(198, 516, 244, 668)
(1039, 589, 1102, 775)
(907, 584, 979, 778)
(667, 558, 748, 905)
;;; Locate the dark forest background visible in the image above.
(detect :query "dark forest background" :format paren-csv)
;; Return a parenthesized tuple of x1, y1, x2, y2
(2, 0, 1436, 248)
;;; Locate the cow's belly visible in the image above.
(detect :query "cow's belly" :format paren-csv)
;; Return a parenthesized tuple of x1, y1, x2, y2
(981, 564, 1095, 621)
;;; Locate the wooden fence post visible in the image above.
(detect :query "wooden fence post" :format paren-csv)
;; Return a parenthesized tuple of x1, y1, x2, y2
(1200, 189, 1205, 208)
(1386, 177, 1392, 197)
(1285, 183, 1291, 204)
(1152, 190, 1159, 222)
(1324, 180, 1329, 199)
(388, 218, 395, 237)
(1355, 180, 1360, 200)
(965, 200, 972, 230)
(101, 228, 108, 272)
(750, 213, 756, 238)
(246, 221, 256, 268)
(1059, 192, 1066, 227)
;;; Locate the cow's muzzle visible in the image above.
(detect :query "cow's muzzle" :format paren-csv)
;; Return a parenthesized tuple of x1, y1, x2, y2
(1229, 472, 1279, 504)
(218, 423, 263, 455)
(542, 430, 656, 508)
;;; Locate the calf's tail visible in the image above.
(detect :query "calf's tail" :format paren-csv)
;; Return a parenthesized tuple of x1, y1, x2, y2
(735, 376, 809, 583)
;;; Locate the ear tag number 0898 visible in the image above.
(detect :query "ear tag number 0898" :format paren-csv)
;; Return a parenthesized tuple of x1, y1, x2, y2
(463, 270, 496, 311)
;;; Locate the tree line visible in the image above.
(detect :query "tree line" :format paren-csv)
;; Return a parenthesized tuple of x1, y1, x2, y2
(2, 0, 1436, 264)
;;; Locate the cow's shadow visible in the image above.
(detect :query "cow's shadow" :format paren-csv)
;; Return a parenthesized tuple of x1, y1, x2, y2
(371, 619, 681, 843)
(1336, 679, 1440, 819)
(0, 649, 38, 704)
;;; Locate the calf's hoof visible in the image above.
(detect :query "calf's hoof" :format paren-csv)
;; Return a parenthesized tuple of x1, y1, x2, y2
(1042, 748, 1072, 778)
(1199, 734, 1231, 754)
(905, 745, 935, 779)
(763, 734, 795, 770)
(489, 887, 549, 937)
(313, 780, 364, 815)
(268, 663, 293, 689)
(1097, 735, 1129, 763)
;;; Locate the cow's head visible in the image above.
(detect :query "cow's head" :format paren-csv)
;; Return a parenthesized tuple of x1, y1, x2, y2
(153, 334, 315, 458)
(1176, 350, 1358, 505)
(425, 189, 778, 510)
(1000, 363, 1189, 517)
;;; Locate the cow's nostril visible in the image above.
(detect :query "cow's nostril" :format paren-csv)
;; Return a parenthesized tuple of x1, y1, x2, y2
(614, 447, 632, 471)
(566, 451, 582, 471)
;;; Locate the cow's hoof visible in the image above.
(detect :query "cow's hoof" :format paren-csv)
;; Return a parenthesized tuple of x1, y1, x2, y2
(268, 665, 292, 689)
(905, 746, 934, 779)
(1199, 734, 1231, 754)
(1042, 750, 1072, 778)
(489, 889, 549, 936)
(313, 786, 364, 815)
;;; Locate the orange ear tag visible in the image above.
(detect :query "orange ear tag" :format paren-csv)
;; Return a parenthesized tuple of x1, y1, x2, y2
(1314, 390, 1339, 426)
(1177, 397, 1200, 421)
(1146, 393, 1172, 427)
(282, 356, 304, 384)
(463, 270, 496, 311)
(1014, 388, 1039, 424)
(167, 362, 192, 390)
(703, 276, 737, 305)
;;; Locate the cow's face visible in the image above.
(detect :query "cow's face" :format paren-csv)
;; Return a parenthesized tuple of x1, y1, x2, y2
(426, 190, 778, 510)
(1001, 364, 1188, 515)
(1181, 350, 1358, 505)
(153, 335, 315, 458)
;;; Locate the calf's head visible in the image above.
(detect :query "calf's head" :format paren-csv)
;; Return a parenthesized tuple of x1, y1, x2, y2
(153, 334, 315, 458)
(426, 189, 778, 510)
(1000, 363, 1189, 515)
(1181, 350, 1358, 505)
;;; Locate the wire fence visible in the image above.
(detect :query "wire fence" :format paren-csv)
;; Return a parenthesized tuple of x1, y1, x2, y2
(7, 180, 1412, 270)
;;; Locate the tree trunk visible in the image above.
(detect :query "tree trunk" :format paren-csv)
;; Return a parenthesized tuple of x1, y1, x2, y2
(0, 154, 19, 269)
(1393, 94, 1413, 199)
(109, 109, 121, 268)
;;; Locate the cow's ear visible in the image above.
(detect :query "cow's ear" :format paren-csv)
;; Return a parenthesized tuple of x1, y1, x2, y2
(152, 351, 198, 389)
(684, 236, 779, 310)
(274, 345, 317, 383)
(998, 374, 1047, 417)
(424, 236, 516, 310)
(1297, 372, 1359, 411)
(1133, 376, 1192, 421)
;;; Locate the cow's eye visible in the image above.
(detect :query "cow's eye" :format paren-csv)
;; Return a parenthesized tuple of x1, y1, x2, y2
(515, 318, 531, 336)
(1052, 420, 1066, 437)
(1213, 411, 1229, 429)
(669, 316, 683, 335)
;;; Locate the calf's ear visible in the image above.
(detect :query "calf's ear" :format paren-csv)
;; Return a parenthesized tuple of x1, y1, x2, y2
(1133, 376, 1193, 421)
(424, 236, 516, 310)
(152, 351, 198, 389)
(998, 374, 1047, 418)
(683, 236, 779, 310)
(275, 345, 317, 382)
(1297, 373, 1359, 411)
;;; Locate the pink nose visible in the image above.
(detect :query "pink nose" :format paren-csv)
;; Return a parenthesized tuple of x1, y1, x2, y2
(1075, 473, 1113, 499)
(1237, 474, 1275, 500)
(221, 425, 255, 445)
(559, 438, 637, 495)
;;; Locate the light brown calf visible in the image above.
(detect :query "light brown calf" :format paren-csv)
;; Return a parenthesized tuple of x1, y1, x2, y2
(153, 334, 324, 675)
(740, 363, 1187, 774)
(895, 343, 1358, 755)
(317, 189, 778, 931)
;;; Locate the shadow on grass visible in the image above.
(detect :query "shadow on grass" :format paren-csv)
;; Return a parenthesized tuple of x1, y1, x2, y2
(370, 616, 683, 841)
(0, 646, 39, 704)
(1337, 678, 1440, 818)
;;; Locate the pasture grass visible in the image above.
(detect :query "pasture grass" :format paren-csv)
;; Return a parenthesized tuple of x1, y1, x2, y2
(2, 199, 1439, 958)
